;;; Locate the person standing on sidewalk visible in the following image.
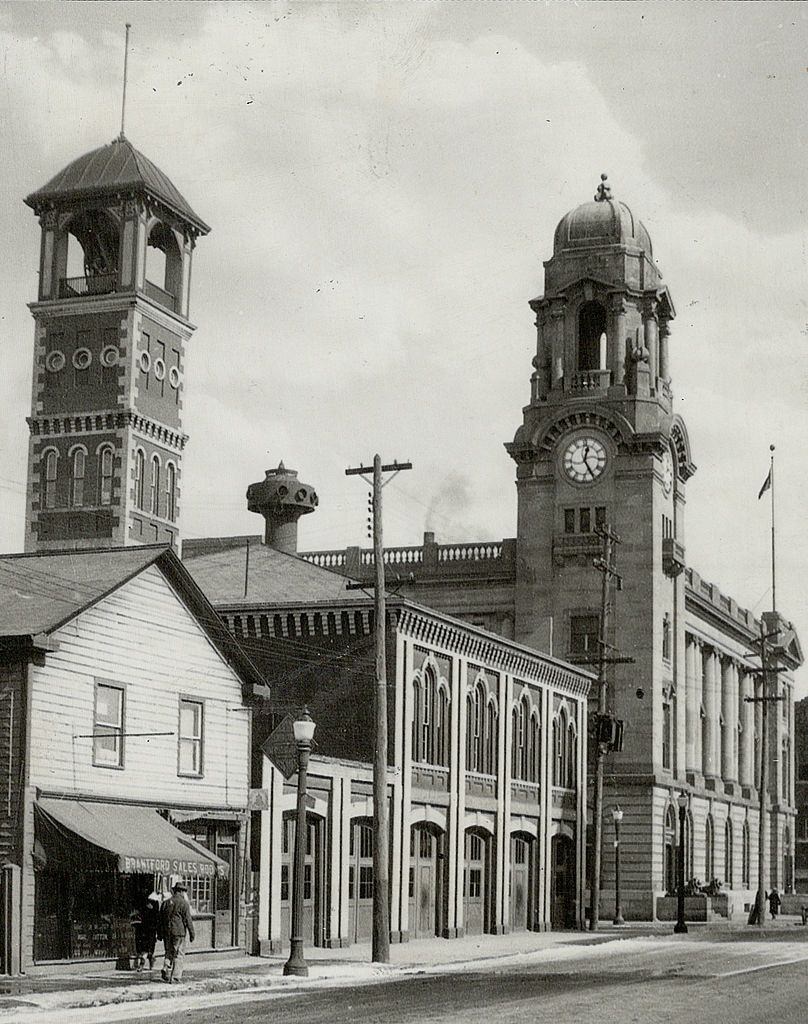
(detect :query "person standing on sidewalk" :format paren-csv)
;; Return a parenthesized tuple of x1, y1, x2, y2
(160, 882, 195, 982)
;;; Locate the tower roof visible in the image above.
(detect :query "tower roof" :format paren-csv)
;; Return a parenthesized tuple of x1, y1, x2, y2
(24, 135, 210, 235)
(553, 174, 652, 257)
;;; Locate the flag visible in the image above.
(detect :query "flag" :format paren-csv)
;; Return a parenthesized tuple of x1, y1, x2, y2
(758, 467, 772, 500)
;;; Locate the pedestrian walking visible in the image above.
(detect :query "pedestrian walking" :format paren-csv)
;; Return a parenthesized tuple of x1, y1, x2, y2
(134, 891, 161, 971)
(160, 882, 195, 983)
(768, 888, 781, 920)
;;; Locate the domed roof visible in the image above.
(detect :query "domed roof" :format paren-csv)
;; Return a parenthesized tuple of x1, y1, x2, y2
(24, 135, 209, 235)
(553, 175, 651, 257)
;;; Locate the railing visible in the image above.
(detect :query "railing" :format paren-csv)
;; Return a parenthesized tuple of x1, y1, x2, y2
(360, 547, 424, 567)
(437, 542, 502, 563)
(144, 279, 177, 312)
(58, 273, 117, 299)
(568, 368, 612, 391)
(301, 550, 347, 569)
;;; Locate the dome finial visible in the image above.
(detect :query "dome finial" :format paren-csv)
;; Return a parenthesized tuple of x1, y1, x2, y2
(594, 172, 612, 203)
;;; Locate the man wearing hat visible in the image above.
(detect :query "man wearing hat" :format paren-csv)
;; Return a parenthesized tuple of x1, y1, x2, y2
(160, 881, 195, 983)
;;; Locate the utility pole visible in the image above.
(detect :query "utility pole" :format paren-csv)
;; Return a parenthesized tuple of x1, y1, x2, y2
(346, 456, 412, 963)
(745, 623, 784, 927)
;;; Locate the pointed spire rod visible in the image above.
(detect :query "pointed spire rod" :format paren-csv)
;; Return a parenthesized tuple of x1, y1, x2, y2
(120, 22, 132, 140)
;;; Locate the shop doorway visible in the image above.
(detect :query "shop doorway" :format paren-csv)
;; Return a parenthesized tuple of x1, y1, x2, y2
(550, 832, 577, 930)
(408, 823, 445, 939)
(510, 833, 535, 932)
(214, 842, 237, 948)
(347, 819, 374, 944)
(280, 814, 323, 948)
(463, 829, 491, 936)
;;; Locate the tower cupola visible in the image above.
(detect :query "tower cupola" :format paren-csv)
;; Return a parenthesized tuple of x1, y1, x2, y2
(247, 463, 319, 554)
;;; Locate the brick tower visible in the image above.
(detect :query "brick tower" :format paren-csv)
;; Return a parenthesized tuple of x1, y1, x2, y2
(23, 135, 209, 551)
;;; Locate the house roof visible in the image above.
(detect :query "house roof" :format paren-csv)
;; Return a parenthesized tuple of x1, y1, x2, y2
(183, 541, 360, 605)
(0, 545, 268, 696)
(24, 136, 210, 235)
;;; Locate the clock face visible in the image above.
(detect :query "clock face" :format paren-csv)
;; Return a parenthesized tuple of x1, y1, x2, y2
(661, 451, 674, 495)
(563, 436, 607, 483)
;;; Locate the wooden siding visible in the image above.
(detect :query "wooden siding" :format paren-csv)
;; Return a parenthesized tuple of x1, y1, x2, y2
(0, 660, 27, 863)
(28, 565, 249, 807)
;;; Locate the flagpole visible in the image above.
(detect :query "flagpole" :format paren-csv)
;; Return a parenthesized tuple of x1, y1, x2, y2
(769, 444, 775, 613)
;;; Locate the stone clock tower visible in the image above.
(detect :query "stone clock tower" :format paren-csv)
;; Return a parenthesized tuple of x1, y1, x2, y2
(22, 135, 209, 552)
(506, 175, 696, 909)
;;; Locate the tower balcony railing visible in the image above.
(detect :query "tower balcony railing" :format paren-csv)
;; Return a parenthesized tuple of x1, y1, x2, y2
(567, 368, 612, 392)
(144, 279, 177, 313)
(58, 273, 117, 299)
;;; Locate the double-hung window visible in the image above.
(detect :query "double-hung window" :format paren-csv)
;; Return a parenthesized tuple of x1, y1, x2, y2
(94, 681, 124, 767)
(178, 698, 204, 777)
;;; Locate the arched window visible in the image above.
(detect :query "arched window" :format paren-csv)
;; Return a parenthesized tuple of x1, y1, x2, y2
(423, 669, 435, 765)
(705, 814, 715, 882)
(553, 713, 562, 786)
(98, 446, 114, 505)
(663, 805, 677, 894)
(485, 699, 498, 774)
(566, 720, 577, 789)
(134, 449, 145, 510)
(529, 711, 541, 782)
(724, 818, 733, 888)
(474, 683, 485, 772)
(43, 449, 58, 509)
(519, 696, 530, 780)
(466, 691, 476, 770)
(150, 455, 160, 516)
(145, 222, 183, 309)
(577, 301, 607, 371)
(412, 679, 422, 763)
(742, 820, 751, 887)
(69, 448, 85, 507)
(662, 614, 671, 662)
(511, 706, 519, 777)
(685, 810, 694, 880)
(165, 462, 176, 521)
(436, 686, 449, 767)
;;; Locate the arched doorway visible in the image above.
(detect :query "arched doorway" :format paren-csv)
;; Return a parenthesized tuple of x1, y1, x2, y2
(509, 832, 536, 932)
(280, 813, 324, 947)
(348, 818, 374, 943)
(463, 828, 492, 936)
(663, 805, 677, 894)
(409, 823, 445, 939)
(550, 831, 576, 930)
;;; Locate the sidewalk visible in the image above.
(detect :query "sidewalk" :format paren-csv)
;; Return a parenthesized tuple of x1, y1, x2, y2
(1, 917, 804, 1021)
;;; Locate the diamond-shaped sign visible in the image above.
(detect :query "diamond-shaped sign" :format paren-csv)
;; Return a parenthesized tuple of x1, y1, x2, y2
(261, 715, 303, 779)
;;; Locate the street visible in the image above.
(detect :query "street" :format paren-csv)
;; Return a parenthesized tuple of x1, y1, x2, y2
(86, 934, 808, 1024)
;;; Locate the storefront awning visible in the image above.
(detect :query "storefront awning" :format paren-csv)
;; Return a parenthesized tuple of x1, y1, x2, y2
(36, 799, 230, 878)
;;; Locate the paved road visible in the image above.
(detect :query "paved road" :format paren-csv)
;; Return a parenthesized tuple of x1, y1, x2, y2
(116, 937, 808, 1024)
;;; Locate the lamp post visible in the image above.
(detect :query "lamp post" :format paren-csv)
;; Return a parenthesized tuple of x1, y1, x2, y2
(284, 708, 316, 977)
(674, 792, 688, 934)
(612, 806, 625, 925)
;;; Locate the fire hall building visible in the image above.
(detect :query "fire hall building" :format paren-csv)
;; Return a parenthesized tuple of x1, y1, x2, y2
(286, 179, 803, 920)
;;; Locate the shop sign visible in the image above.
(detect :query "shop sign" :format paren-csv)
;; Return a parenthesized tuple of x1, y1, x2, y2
(120, 856, 220, 877)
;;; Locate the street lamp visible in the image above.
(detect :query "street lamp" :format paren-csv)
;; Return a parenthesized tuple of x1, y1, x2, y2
(283, 708, 316, 977)
(674, 792, 688, 935)
(612, 806, 625, 925)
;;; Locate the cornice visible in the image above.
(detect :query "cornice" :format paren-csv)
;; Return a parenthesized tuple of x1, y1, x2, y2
(28, 408, 188, 450)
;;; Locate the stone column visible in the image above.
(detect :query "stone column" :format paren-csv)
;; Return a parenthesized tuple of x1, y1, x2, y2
(694, 639, 704, 771)
(738, 669, 754, 787)
(644, 299, 659, 382)
(659, 320, 671, 382)
(550, 301, 565, 387)
(702, 646, 718, 778)
(609, 296, 627, 386)
(721, 657, 738, 784)
(534, 308, 551, 398)
(685, 636, 698, 773)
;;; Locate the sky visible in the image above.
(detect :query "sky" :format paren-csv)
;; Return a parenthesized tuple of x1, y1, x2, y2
(0, 1, 806, 688)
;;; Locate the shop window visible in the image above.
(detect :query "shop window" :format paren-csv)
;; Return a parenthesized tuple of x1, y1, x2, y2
(178, 698, 204, 777)
(181, 875, 212, 915)
(93, 681, 124, 767)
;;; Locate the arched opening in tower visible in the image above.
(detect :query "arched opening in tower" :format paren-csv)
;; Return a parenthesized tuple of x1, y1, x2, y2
(145, 222, 183, 304)
(577, 301, 607, 372)
(63, 209, 120, 295)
